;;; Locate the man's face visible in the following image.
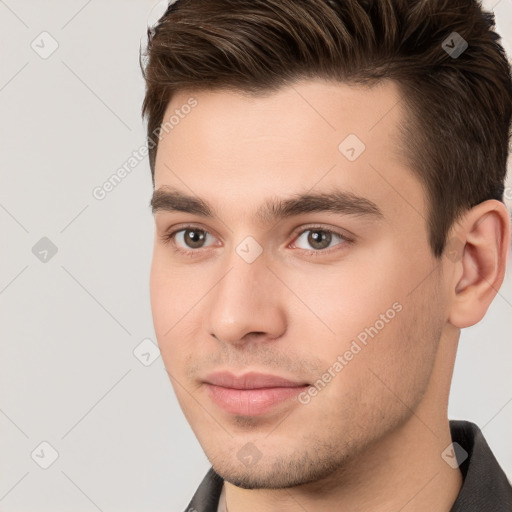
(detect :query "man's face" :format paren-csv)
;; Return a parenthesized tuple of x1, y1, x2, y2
(150, 79, 448, 488)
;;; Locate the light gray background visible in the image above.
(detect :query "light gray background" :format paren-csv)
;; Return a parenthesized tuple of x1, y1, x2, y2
(0, 1, 511, 510)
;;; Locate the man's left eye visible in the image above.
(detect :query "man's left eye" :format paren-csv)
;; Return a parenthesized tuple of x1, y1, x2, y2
(292, 228, 349, 251)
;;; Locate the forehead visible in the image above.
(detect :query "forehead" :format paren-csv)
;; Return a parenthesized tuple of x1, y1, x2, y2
(153, 79, 424, 225)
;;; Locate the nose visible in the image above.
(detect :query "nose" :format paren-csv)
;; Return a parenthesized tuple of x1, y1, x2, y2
(205, 247, 287, 347)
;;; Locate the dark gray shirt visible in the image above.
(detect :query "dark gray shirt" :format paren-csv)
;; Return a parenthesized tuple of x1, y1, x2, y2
(184, 420, 512, 512)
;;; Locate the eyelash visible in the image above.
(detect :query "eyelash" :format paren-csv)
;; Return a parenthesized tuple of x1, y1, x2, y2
(159, 224, 353, 258)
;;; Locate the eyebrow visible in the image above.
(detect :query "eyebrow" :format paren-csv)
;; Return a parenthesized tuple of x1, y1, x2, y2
(150, 187, 384, 224)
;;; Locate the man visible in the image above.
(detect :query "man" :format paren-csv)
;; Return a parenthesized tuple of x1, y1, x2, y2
(141, 0, 512, 510)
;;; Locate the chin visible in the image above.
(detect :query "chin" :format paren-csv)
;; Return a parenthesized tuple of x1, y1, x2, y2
(210, 450, 347, 490)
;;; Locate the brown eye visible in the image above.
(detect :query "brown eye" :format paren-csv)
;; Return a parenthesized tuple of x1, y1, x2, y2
(180, 228, 208, 249)
(307, 230, 332, 250)
(293, 227, 348, 252)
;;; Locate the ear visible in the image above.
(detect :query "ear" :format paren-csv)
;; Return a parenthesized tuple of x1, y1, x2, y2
(446, 199, 511, 328)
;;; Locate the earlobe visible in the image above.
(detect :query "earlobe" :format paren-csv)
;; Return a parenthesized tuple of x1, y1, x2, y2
(447, 200, 510, 329)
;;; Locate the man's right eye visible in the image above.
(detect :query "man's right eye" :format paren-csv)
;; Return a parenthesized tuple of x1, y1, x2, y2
(159, 226, 218, 255)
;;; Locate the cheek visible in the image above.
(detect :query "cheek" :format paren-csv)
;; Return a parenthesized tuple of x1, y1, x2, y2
(300, 295, 437, 437)
(286, 261, 431, 391)
(149, 255, 169, 338)
(282, 260, 402, 343)
(149, 247, 197, 334)
(344, 281, 440, 402)
(149, 250, 194, 370)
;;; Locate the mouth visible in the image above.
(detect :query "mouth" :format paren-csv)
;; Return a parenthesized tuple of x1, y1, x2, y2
(203, 371, 310, 416)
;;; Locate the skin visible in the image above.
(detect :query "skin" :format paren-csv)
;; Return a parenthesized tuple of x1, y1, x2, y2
(149, 79, 510, 512)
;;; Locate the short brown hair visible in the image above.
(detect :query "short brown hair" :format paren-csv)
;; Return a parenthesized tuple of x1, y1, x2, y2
(141, 0, 512, 257)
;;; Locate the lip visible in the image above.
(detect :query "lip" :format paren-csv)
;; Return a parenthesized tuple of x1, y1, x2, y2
(204, 371, 309, 389)
(203, 371, 309, 416)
